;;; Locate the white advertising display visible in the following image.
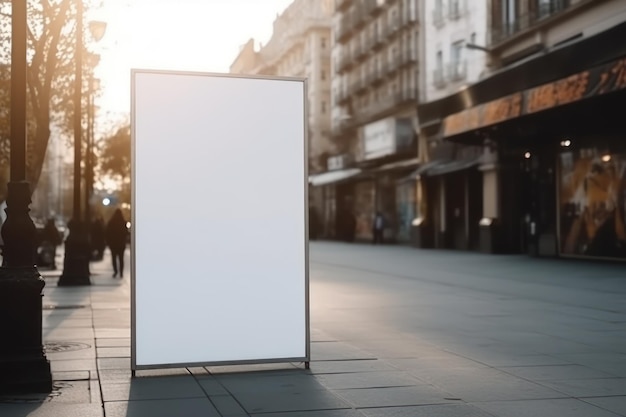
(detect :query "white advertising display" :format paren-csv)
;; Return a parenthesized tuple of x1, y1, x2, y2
(131, 70, 309, 369)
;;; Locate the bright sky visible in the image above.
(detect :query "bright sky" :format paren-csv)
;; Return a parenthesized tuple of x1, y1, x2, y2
(92, 0, 294, 117)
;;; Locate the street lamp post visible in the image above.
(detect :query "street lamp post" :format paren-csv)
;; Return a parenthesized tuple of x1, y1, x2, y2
(0, 0, 53, 393)
(84, 21, 105, 243)
(59, 0, 90, 286)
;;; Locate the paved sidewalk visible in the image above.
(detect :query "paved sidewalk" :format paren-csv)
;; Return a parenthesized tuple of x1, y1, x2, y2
(0, 244, 624, 416)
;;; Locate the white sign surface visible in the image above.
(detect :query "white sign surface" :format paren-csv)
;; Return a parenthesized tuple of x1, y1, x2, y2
(131, 70, 308, 369)
(363, 117, 396, 160)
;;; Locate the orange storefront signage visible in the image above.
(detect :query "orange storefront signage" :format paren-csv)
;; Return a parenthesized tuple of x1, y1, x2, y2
(442, 57, 626, 138)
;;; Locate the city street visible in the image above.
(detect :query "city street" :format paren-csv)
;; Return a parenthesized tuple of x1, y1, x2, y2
(0, 242, 625, 416)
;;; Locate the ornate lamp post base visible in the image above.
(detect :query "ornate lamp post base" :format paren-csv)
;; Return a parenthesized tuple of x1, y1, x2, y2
(58, 220, 90, 286)
(0, 183, 52, 393)
(0, 271, 51, 393)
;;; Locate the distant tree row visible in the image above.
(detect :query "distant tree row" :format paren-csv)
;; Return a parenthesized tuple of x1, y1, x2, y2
(0, 0, 102, 204)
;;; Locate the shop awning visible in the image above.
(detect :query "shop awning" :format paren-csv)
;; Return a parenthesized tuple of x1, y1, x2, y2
(374, 157, 420, 172)
(308, 168, 362, 186)
(424, 155, 484, 177)
(408, 160, 446, 179)
(405, 155, 484, 179)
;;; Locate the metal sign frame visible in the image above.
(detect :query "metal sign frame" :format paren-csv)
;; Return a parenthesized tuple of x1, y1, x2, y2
(131, 69, 310, 375)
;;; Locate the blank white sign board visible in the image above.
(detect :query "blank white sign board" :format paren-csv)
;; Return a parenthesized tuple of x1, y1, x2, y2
(131, 70, 308, 369)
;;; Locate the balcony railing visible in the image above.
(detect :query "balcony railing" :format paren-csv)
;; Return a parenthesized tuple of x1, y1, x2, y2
(337, 88, 351, 105)
(372, 66, 384, 85)
(401, 9, 418, 26)
(396, 88, 417, 104)
(350, 78, 368, 95)
(337, 52, 354, 73)
(352, 6, 367, 30)
(447, 60, 467, 82)
(372, 29, 385, 50)
(336, 15, 353, 43)
(354, 41, 369, 61)
(356, 88, 418, 122)
(364, 0, 379, 16)
(387, 17, 401, 39)
(433, 68, 446, 88)
(490, 0, 571, 45)
(388, 55, 401, 74)
(399, 49, 418, 67)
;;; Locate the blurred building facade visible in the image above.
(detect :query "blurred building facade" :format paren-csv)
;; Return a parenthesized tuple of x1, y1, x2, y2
(417, 0, 626, 260)
(231, 0, 626, 261)
(230, 0, 335, 222)
(411, 0, 490, 251)
(313, 0, 419, 243)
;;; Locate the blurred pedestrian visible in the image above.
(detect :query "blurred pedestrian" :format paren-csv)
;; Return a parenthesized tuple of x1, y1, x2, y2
(91, 216, 106, 261)
(309, 205, 320, 240)
(41, 218, 62, 269)
(106, 209, 128, 278)
(372, 211, 385, 245)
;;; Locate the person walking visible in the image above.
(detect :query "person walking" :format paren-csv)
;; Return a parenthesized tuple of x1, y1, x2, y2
(41, 218, 62, 269)
(106, 209, 128, 278)
(372, 211, 385, 245)
(90, 216, 106, 261)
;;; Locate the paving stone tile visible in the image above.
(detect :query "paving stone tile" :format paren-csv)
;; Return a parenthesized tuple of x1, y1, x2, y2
(0, 403, 103, 417)
(216, 373, 325, 394)
(136, 368, 191, 377)
(559, 353, 626, 377)
(583, 396, 626, 416)
(90, 380, 102, 404)
(50, 358, 97, 373)
(52, 371, 91, 381)
(210, 394, 247, 415)
(408, 367, 567, 402)
(538, 378, 626, 397)
(235, 389, 351, 414)
(47, 380, 91, 403)
(474, 398, 623, 417)
(96, 347, 130, 358)
(386, 356, 487, 371)
(501, 364, 616, 381)
(101, 375, 205, 401)
(315, 371, 425, 390)
(104, 398, 220, 417)
(251, 410, 366, 417)
(308, 360, 397, 374)
(312, 341, 377, 361)
(361, 403, 496, 417)
(206, 362, 301, 375)
(98, 369, 133, 383)
(334, 386, 453, 408)
(95, 338, 130, 347)
(97, 357, 130, 370)
(94, 329, 130, 338)
(196, 377, 230, 395)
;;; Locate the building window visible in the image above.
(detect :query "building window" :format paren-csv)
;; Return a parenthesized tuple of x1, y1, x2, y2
(501, 0, 517, 36)
(322, 101, 327, 114)
(449, 41, 466, 81)
(433, 0, 444, 26)
(321, 37, 326, 48)
(449, 0, 461, 19)
(321, 70, 326, 80)
(434, 50, 445, 88)
(450, 40, 463, 63)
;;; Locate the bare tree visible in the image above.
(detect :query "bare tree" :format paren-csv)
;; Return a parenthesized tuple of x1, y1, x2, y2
(0, 0, 100, 203)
